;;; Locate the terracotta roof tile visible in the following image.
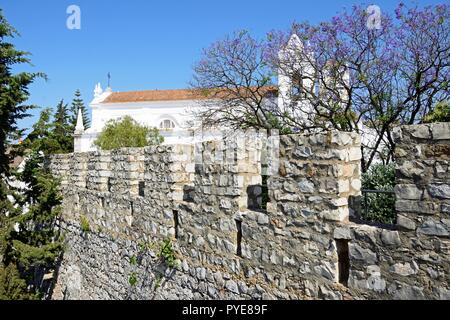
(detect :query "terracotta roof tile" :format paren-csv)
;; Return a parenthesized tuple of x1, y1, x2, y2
(103, 89, 208, 103)
(102, 87, 278, 104)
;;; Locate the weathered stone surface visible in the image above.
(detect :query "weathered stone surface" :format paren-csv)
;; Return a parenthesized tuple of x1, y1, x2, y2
(349, 244, 377, 264)
(431, 122, 450, 140)
(333, 227, 352, 240)
(380, 230, 401, 247)
(394, 184, 422, 200)
(410, 125, 431, 139)
(390, 283, 425, 300)
(428, 184, 450, 200)
(390, 262, 418, 276)
(298, 179, 315, 193)
(49, 123, 450, 301)
(396, 215, 416, 231)
(225, 280, 239, 294)
(395, 200, 437, 215)
(417, 219, 449, 237)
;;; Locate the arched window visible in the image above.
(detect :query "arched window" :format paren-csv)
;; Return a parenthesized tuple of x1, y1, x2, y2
(159, 119, 176, 130)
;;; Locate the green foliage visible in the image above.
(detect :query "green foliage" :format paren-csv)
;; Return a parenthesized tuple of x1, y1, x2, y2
(0, 10, 63, 300)
(0, 264, 30, 300)
(94, 116, 164, 151)
(70, 89, 90, 129)
(0, 9, 44, 178)
(128, 272, 137, 286)
(53, 100, 74, 152)
(138, 241, 148, 253)
(130, 255, 137, 266)
(424, 101, 450, 123)
(158, 239, 178, 268)
(265, 112, 293, 135)
(80, 215, 90, 233)
(24, 103, 74, 154)
(361, 164, 396, 224)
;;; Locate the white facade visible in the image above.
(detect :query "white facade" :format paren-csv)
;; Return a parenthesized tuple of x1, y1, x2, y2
(74, 84, 223, 152)
(74, 34, 380, 157)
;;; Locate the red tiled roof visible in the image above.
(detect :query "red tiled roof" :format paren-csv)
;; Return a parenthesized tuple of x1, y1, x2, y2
(103, 89, 208, 103)
(102, 87, 277, 104)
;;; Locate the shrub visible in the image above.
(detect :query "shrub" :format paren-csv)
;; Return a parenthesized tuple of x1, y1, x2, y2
(361, 164, 396, 224)
(128, 272, 137, 286)
(94, 116, 164, 150)
(80, 215, 90, 232)
(158, 239, 177, 268)
(423, 101, 450, 123)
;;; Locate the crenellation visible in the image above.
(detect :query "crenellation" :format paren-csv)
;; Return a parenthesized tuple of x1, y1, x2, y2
(49, 123, 449, 300)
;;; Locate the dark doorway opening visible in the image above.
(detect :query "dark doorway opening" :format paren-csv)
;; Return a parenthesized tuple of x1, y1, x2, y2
(173, 210, 179, 239)
(235, 219, 242, 257)
(336, 239, 350, 286)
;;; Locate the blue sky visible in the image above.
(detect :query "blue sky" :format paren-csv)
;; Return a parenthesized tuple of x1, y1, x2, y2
(1, 0, 444, 134)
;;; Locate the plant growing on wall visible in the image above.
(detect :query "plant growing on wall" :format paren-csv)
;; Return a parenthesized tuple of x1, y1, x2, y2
(158, 239, 178, 269)
(128, 272, 137, 286)
(79, 215, 90, 233)
(94, 116, 164, 151)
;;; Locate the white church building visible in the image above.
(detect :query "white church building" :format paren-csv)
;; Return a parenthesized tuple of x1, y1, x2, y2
(73, 34, 376, 154)
(73, 85, 218, 152)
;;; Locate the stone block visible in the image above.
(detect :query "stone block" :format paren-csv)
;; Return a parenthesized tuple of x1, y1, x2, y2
(397, 215, 416, 230)
(349, 243, 377, 264)
(338, 179, 350, 193)
(431, 122, 450, 140)
(329, 131, 353, 146)
(348, 147, 362, 161)
(395, 184, 423, 200)
(380, 230, 401, 247)
(298, 179, 315, 193)
(428, 184, 450, 200)
(395, 200, 438, 215)
(409, 125, 431, 139)
(417, 219, 449, 237)
(333, 227, 351, 240)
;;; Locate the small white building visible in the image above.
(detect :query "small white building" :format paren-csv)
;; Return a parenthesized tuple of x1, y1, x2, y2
(74, 86, 219, 152)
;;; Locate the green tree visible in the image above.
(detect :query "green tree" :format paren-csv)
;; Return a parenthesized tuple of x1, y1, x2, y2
(94, 116, 164, 150)
(0, 10, 62, 299)
(53, 100, 73, 153)
(424, 101, 450, 123)
(70, 89, 90, 129)
(0, 10, 43, 177)
(0, 9, 42, 299)
(0, 264, 28, 300)
(25, 103, 73, 155)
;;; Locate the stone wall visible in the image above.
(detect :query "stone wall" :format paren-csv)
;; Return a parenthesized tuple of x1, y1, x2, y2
(49, 124, 450, 300)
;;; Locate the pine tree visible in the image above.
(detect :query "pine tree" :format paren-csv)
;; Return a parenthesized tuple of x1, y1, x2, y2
(70, 89, 90, 129)
(0, 9, 42, 286)
(0, 10, 42, 177)
(53, 100, 73, 153)
(0, 10, 62, 299)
